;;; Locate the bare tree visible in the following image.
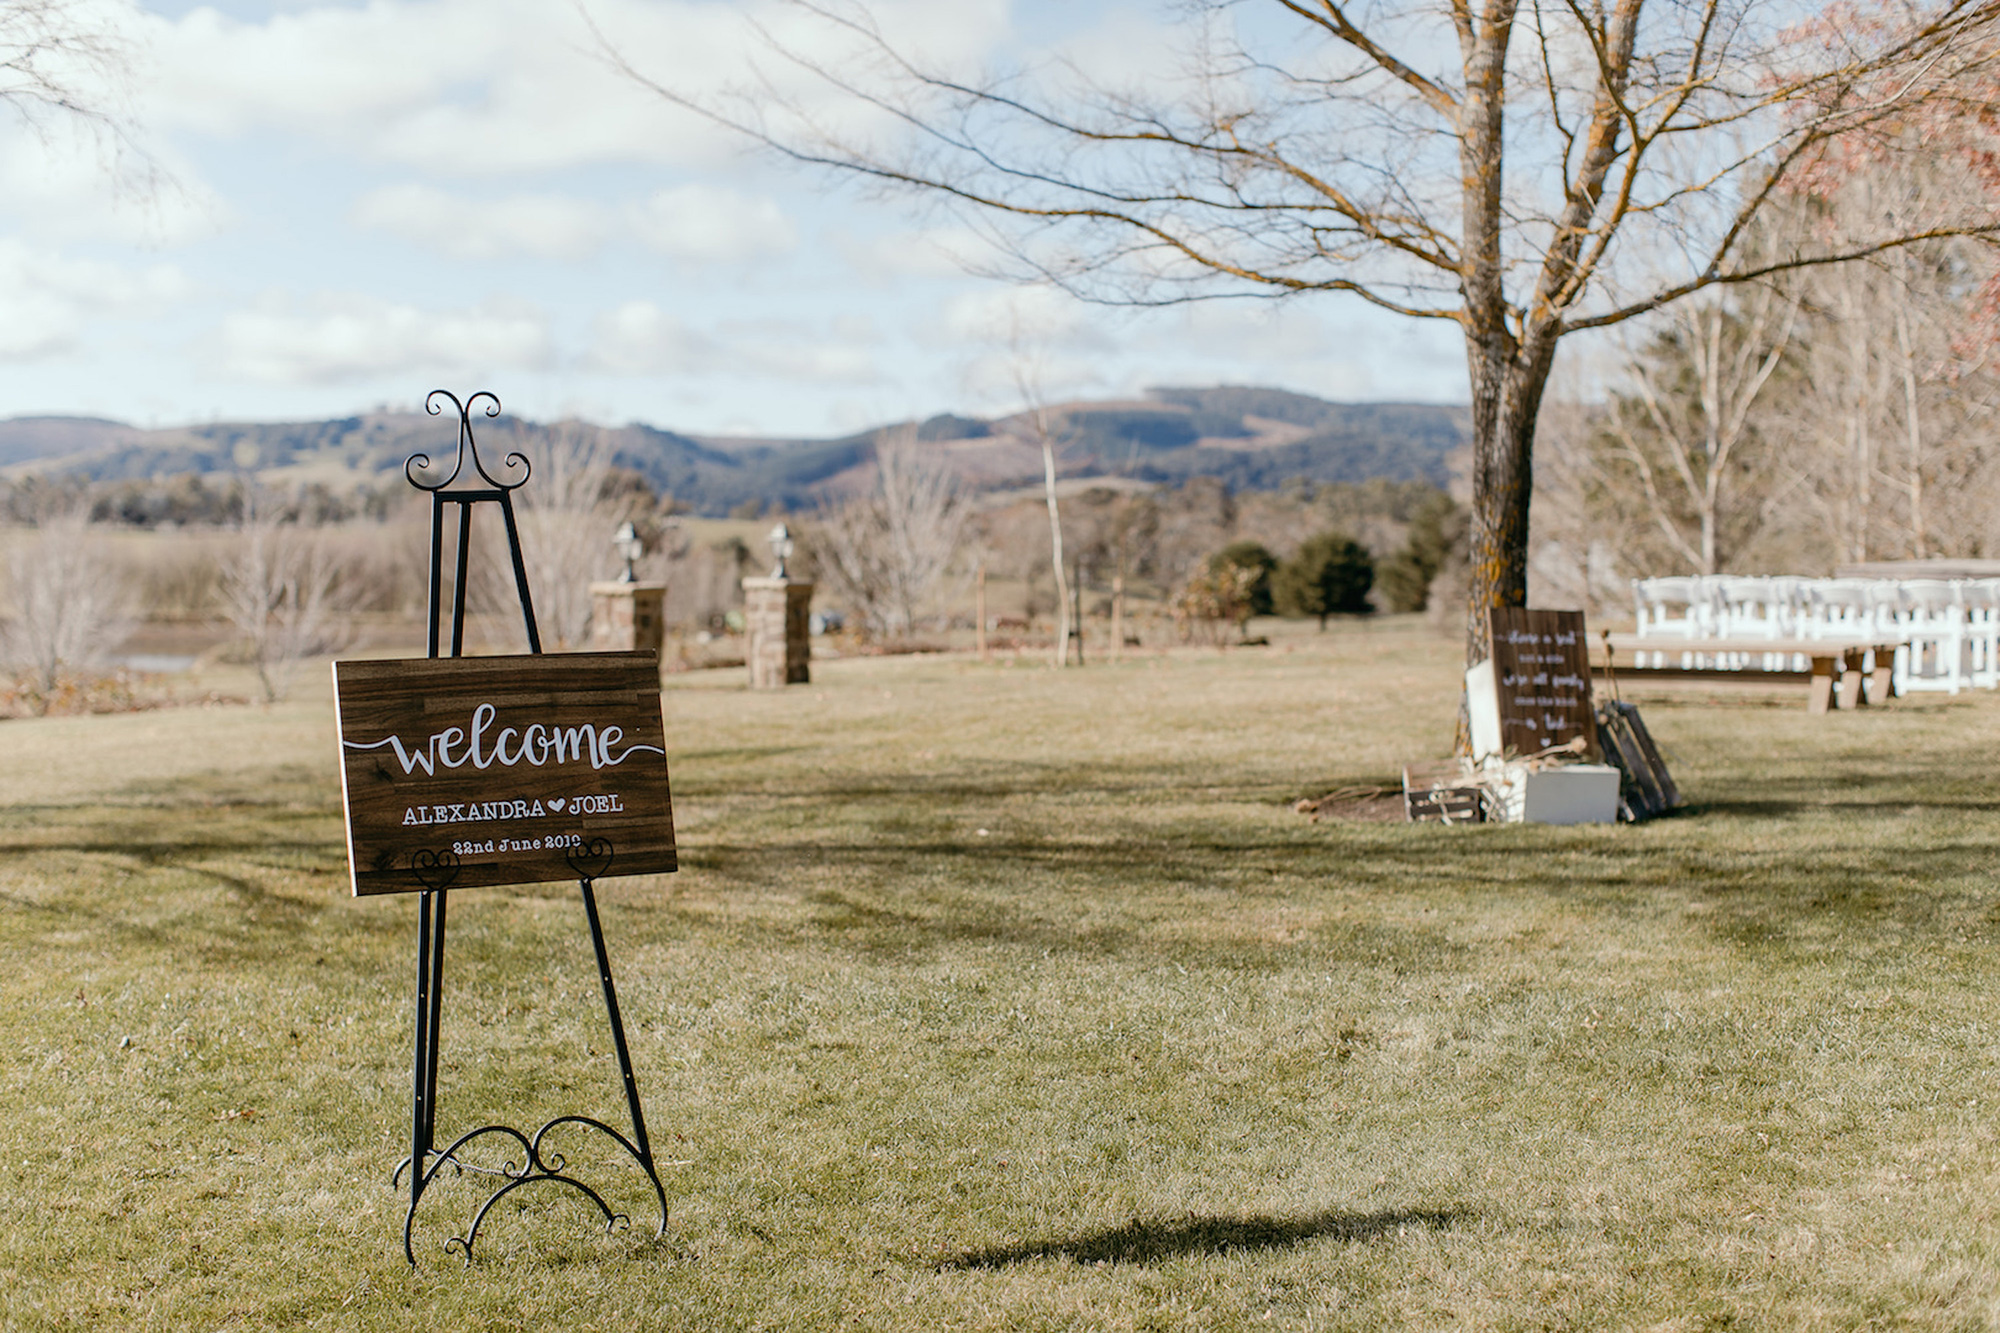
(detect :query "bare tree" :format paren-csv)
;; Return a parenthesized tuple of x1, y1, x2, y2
(1603, 282, 1799, 576)
(1007, 354, 1075, 667)
(219, 498, 354, 703)
(0, 510, 134, 713)
(0, 1, 136, 130)
(489, 423, 624, 649)
(599, 0, 2000, 669)
(1784, 142, 2000, 564)
(813, 427, 965, 639)
(0, 1, 165, 218)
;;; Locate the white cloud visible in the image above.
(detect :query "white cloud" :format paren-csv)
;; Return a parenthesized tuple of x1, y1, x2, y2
(1126, 302, 1467, 402)
(586, 300, 712, 376)
(733, 325, 877, 383)
(351, 184, 609, 261)
(586, 300, 876, 383)
(836, 223, 999, 281)
(940, 285, 1115, 350)
(137, 0, 1015, 176)
(146, 2, 496, 140)
(213, 292, 554, 384)
(0, 238, 192, 360)
(629, 184, 796, 263)
(0, 1, 222, 247)
(350, 181, 799, 265)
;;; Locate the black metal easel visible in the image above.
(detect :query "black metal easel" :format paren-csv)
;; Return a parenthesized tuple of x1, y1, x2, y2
(391, 389, 666, 1264)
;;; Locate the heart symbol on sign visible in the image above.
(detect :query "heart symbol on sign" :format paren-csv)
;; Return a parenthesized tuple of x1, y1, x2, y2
(547, 797, 567, 812)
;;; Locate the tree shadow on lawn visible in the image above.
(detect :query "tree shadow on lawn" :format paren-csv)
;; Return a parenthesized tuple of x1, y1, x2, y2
(1697, 796, 2000, 818)
(682, 831, 2000, 966)
(943, 1206, 1457, 1269)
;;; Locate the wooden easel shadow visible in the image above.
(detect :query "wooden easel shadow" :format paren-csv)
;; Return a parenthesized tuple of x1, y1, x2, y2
(941, 1206, 1456, 1270)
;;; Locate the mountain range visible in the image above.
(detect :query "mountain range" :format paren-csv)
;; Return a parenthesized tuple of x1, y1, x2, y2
(0, 386, 1469, 516)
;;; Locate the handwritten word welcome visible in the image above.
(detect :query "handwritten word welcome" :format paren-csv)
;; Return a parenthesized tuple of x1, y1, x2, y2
(346, 703, 665, 777)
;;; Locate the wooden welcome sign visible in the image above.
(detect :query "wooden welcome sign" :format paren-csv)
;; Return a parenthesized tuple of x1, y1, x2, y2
(333, 653, 677, 896)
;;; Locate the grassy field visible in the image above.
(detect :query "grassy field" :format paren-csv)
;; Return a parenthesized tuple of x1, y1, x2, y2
(2, 619, 1998, 1329)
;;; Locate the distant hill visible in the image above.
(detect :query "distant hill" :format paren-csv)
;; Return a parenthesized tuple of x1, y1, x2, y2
(0, 386, 1468, 515)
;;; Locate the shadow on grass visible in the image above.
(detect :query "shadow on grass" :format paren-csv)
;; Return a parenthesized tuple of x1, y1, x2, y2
(1696, 797, 2000, 818)
(943, 1206, 1457, 1269)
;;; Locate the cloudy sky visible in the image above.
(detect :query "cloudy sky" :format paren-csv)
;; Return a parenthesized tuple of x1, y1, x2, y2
(0, 0, 1468, 436)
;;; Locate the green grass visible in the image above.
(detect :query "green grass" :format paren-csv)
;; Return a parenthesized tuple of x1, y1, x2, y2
(4, 619, 2000, 1329)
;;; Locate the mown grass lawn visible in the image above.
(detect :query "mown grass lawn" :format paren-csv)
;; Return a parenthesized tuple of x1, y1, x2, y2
(2, 619, 1998, 1330)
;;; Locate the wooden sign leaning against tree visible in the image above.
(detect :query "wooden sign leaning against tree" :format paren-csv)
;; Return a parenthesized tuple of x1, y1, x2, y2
(332, 652, 677, 897)
(1469, 608, 1599, 762)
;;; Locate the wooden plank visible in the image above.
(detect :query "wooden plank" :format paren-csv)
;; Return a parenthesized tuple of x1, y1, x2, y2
(1594, 700, 1683, 821)
(1838, 648, 1866, 710)
(1603, 633, 1897, 656)
(332, 653, 677, 897)
(1869, 652, 1897, 705)
(1592, 712, 1656, 816)
(1809, 655, 1837, 714)
(1616, 704, 1682, 811)
(1594, 710, 1651, 820)
(1593, 666, 1813, 685)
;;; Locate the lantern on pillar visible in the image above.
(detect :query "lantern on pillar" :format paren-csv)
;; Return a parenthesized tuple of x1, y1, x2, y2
(767, 521, 794, 579)
(612, 521, 644, 584)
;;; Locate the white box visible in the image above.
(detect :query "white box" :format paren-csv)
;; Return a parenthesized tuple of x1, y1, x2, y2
(1493, 764, 1621, 825)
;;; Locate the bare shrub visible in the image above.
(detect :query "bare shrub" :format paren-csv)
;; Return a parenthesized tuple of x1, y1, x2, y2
(219, 505, 356, 703)
(476, 424, 628, 649)
(0, 512, 135, 713)
(811, 428, 965, 641)
(1171, 563, 1258, 647)
(130, 532, 230, 621)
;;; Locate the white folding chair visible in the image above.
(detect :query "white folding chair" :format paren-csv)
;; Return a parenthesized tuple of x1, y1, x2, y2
(1963, 579, 2000, 689)
(1632, 576, 1711, 640)
(1899, 579, 1968, 693)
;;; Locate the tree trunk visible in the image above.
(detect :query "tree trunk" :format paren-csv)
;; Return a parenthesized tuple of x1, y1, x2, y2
(1109, 573, 1123, 662)
(1041, 432, 1070, 669)
(1462, 335, 1556, 667)
(1895, 300, 1926, 559)
(1455, 2, 1531, 672)
(975, 560, 988, 660)
(1071, 559, 1085, 666)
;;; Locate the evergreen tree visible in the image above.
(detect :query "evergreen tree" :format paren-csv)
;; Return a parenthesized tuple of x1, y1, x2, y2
(1377, 494, 1464, 613)
(1274, 532, 1373, 628)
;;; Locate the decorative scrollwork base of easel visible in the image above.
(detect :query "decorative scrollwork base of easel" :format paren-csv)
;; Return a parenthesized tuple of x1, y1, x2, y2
(395, 1111, 667, 1263)
(392, 391, 667, 1265)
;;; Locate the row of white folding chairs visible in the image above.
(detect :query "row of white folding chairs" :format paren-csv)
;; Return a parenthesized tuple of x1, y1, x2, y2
(1631, 576, 2000, 693)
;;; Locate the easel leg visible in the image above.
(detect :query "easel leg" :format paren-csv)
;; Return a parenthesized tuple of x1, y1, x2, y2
(579, 878, 667, 1234)
(404, 889, 450, 1265)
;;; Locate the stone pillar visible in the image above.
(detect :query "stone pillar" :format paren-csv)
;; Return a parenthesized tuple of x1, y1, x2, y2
(589, 581, 667, 656)
(743, 576, 813, 688)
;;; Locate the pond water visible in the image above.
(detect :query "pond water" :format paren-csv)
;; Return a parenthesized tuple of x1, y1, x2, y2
(115, 654, 198, 673)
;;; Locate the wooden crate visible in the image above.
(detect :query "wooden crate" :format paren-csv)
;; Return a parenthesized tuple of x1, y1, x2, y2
(1402, 763, 1486, 824)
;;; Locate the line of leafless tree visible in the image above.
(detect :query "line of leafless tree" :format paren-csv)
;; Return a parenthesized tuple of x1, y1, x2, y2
(808, 426, 968, 641)
(1532, 133, 2000, 613)
(595, 0, 2000, 675)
